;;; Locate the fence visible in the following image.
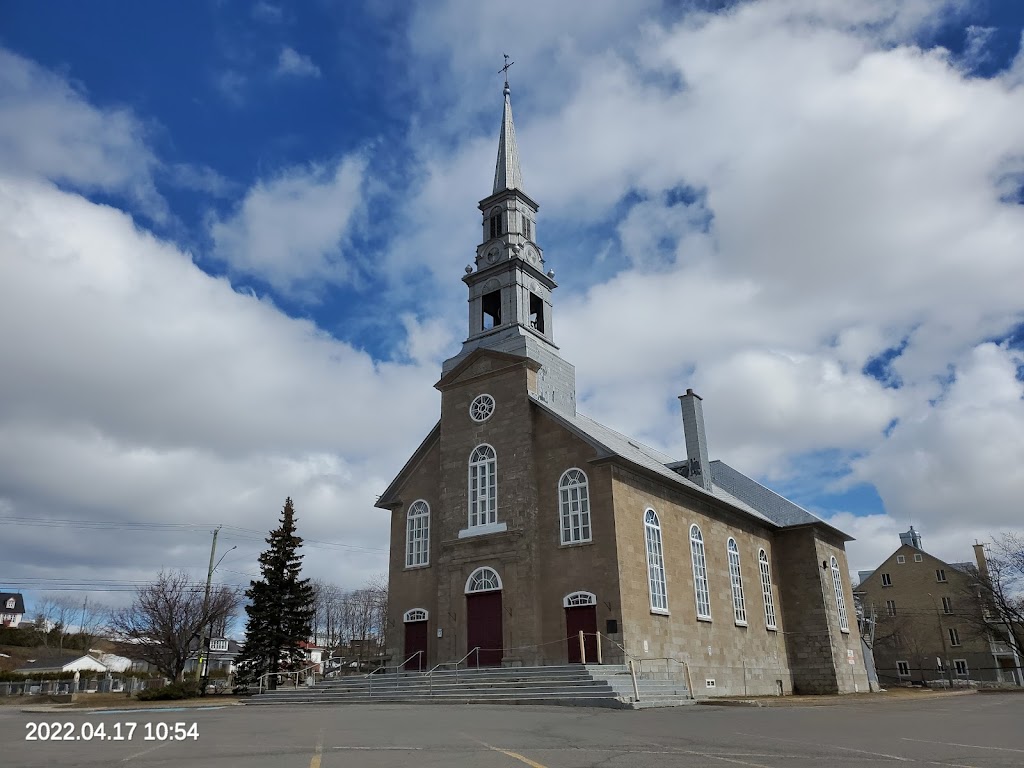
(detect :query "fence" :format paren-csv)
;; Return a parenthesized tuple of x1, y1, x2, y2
(0, 675, 165, 697)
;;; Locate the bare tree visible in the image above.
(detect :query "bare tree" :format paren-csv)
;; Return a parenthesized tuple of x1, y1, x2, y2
(961, 534, 1024, 656)
(109, 570, 240, 680)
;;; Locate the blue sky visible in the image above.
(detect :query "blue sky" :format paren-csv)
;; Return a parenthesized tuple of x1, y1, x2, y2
(1, 1, 1023, 616)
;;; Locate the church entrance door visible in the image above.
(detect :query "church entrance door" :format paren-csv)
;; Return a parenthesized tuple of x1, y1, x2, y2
(403, 620, 428, 670)
(466, 591, 503, 667)
(565, 605, 598, 663)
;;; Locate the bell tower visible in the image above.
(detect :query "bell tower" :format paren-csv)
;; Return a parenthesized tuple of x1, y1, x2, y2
(441, 72, 576, 416)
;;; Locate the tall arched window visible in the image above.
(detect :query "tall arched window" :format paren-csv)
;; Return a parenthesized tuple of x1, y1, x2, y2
(559, 468, 591, 544)
(644, 509, 668, 613)
(488, 207, 502, 239)
(468, 444, 497, 528)
(690, 524, 711, 620)
(759, 549, 777, 630)
(831, 556, 850, 632)
(405, 500, 430, 568)
(727, 538, 747, 626)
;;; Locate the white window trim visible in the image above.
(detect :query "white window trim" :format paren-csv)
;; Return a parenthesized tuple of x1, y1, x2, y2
(469, 393, 495, 422)
(465, 566, 503, 594)
(558, 468, 593, 546)
(881, 573, 892, 587)
(563, 591, 597, 608)
(405, 499, 430, 568)
(403, 608, 429, 622)
(948, 627, 961, 647)
(644, 508, 669, 615)
(896, 555, 906, 564)
(831, 556, 851, 633)
(896, 660, 911, 678)
(954, 659, 969, 676)
(914, 553, 923, 562)
(759, 549, 777, 630)
(727, 538, 747, 626)
(690, 524, 712, 621)
(464, 443, 499, 535)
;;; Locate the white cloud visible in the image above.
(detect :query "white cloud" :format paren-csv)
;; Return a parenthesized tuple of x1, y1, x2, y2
(276, 46, 321, 79)
(209, 154, 368, 294)
(0, 48, 165, 219)
(0, 177, 439, 595)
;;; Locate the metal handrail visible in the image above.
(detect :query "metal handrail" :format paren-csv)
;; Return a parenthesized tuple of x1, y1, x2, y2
(257, 661, 325, 694)
(365, 650, 424, 678)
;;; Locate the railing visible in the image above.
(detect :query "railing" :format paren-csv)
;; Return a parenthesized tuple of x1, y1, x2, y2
(366, 651, 425, 695)
(257, 662, 324, 694)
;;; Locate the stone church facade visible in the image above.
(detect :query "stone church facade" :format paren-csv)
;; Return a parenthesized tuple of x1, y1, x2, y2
(376, 82, 869, 696)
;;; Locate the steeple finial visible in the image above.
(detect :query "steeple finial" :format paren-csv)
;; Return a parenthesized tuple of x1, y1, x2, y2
(493, 54, 524, 194)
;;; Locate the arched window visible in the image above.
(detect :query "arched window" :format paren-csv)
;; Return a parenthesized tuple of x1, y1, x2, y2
(403, 608, 428, 622)
(644, 508, 668, 613)
(690, 524, 711, 620)
(559, 468, 592, 544)
(831, 556, 850, 632)
(727, 538, 747, 626)
(759, 549, 777, 630)
(405, 500, 430, 568)
(5, 598, 14, 610)
(465, 566, 502, 593)
(468, 444, 497, 528)
(563, 591, 597, 607)
(489, 207, 502, 239)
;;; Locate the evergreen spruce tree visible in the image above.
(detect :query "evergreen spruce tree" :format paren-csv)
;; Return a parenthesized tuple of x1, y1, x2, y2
(236, 497, 315, 690)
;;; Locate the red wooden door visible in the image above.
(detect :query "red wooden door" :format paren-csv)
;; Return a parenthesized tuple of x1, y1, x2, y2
(466, 592, 503, 667)
(565, 605, 598, 664)
(403, 621, 428, 670)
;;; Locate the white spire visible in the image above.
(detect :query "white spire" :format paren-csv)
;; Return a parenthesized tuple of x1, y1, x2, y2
(492, 83, 524, 194)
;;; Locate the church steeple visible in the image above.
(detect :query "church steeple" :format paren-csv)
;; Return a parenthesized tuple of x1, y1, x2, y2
(440, 70, 577, 416)
(493, 82, 524, 194)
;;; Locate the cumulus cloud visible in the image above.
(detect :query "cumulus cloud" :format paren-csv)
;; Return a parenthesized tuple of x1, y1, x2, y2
(276, 46, 321, 78)
(209, 154, 368, 295)
(0, 177, 438, 597)
(0, 48, 165, 219)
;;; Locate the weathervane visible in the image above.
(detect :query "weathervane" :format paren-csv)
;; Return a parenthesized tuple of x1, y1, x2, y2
(500, 53, 514, 89)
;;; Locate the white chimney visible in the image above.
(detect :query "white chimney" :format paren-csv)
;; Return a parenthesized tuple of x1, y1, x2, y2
(679, 388, 712, 492)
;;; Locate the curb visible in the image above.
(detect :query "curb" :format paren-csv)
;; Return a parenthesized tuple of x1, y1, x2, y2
(695, 689, 977, 708)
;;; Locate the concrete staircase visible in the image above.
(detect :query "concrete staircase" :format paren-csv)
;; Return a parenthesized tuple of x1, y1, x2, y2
(247, 664, 692, 709)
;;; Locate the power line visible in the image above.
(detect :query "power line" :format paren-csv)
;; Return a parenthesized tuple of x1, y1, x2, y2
(0, 516, 387, 553)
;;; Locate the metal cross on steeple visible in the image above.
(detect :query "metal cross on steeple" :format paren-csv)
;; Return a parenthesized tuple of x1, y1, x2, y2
(500, 54, 514, 89)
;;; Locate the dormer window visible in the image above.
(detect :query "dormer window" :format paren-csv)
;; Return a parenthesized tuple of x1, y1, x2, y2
(5, 598, 14, 609)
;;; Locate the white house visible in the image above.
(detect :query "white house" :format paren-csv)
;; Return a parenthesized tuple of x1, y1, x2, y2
(15, 652, 109, 674)
(0, 593, 25, 627)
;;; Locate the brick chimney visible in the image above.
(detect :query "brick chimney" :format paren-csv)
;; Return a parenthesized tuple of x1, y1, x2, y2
(973, 542, 989, 579)
(679, 388, 712, 492)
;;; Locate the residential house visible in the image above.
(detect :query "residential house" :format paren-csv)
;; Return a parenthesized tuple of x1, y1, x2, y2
(0, 592, 25, 627)
(14, 652, 108, 675)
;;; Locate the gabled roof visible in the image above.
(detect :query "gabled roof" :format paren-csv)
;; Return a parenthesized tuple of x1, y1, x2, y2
(0, 592, 26, 613)
(530, 395, 776, 527)
(14, 652, 106, 673)
(375, 421, 441, 509)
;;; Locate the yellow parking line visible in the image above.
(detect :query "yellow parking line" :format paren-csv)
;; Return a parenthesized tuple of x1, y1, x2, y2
(310, 730, 324, 768)
(479, 741, 549, 768)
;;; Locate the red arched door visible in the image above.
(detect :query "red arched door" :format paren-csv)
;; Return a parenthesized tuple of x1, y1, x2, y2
(403, 621, 428, 670)
(565, 606, 598, 663)
(466, 591, 503, 666)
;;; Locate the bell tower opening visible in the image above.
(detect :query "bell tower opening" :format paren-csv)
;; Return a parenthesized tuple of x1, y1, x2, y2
(482, 290, 502, 329)
(529, 292, 544, 333)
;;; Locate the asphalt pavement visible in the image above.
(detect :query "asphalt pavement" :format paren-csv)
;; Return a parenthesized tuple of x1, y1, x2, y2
(1, 692, 1022, 768)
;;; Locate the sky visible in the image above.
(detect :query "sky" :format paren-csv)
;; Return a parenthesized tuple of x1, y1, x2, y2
(1, 0, 1023, 628)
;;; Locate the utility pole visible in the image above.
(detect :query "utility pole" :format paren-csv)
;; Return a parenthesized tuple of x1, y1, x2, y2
(195, 527, 220, 683)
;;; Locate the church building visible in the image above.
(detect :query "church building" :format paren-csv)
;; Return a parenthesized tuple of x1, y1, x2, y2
(376, 81, 869, 696)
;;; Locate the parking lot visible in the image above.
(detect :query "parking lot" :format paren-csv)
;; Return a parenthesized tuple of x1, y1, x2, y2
(1, 692, 1022, 768)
